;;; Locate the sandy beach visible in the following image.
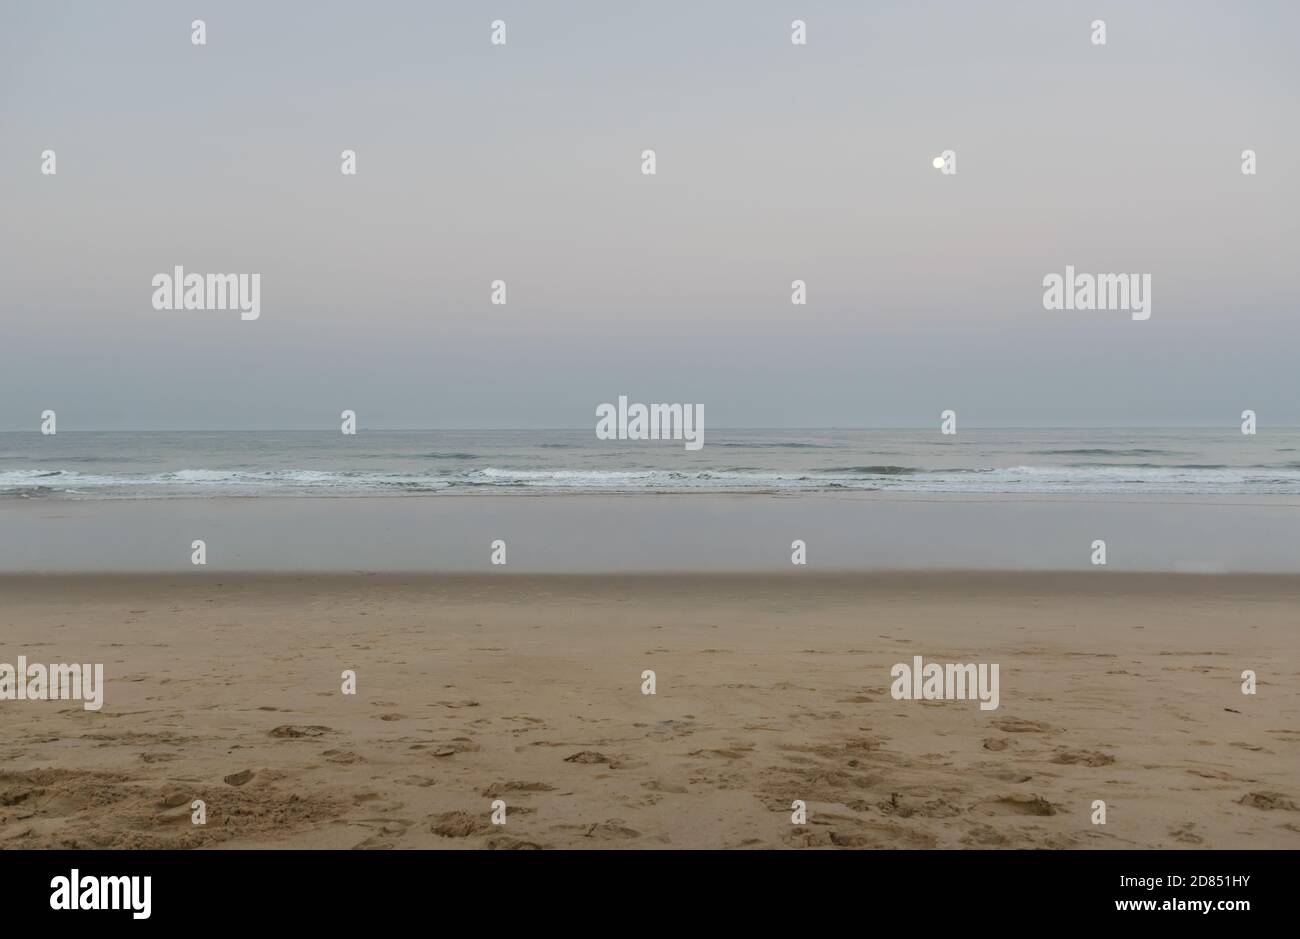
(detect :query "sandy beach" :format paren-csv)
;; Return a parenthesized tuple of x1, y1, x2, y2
(1, 571, 1296, 849)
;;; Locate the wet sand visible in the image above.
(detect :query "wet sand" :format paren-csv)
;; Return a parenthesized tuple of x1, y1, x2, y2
(5, 493, 1300, 573)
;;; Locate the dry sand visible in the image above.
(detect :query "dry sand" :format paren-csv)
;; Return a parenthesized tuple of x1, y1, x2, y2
(1, 571, 1297, 849)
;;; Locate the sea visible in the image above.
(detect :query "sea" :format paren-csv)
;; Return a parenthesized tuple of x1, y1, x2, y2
(2, 428, 1299, 499)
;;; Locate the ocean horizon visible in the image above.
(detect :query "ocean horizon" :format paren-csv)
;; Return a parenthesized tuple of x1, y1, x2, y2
(4, 427, 1299, 499)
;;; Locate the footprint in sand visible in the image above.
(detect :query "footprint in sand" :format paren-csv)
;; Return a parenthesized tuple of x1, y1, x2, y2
(984, 793, 1058, 816)
(486, 836, 545, 850)
(961, 823, 1014, 847)
(1050, 749, 1115, 767)
(268, 725, 333, 739)
(432, 738, 480, 758)
(431, 811, 493, 838)
(1237, 792, 1298, 811)
(992, 718, 1052, 734)
(323, 750, 364, 764)
(352, 834, 397, 850)
(563, 750, 610, 765)
(582, 821, 641, 841)
(688, 745, 754, 761)
(787, 827, 834, 848)
(877, 794, 964, 819)
(352, 818, 414, 849)
(788, 818, 936, 849)
(481, 781, 555, 798)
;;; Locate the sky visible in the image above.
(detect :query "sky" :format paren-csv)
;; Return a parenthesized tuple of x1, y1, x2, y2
(2, 0, 1298, 430)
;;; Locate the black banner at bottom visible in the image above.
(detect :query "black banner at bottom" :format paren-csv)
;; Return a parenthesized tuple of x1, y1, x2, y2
(0, 849, 1286, 925)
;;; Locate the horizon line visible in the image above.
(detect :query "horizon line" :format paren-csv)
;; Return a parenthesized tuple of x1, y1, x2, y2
(2, 425, 1294, 434)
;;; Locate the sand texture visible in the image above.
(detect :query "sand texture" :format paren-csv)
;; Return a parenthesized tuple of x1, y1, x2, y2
(1, 572, 1297, 849)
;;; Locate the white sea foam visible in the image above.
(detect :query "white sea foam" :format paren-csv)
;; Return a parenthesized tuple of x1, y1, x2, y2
(5, 463, 1300, 497)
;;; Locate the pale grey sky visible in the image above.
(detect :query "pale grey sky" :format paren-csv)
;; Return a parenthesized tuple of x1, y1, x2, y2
(2, 1, 1297, 429)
